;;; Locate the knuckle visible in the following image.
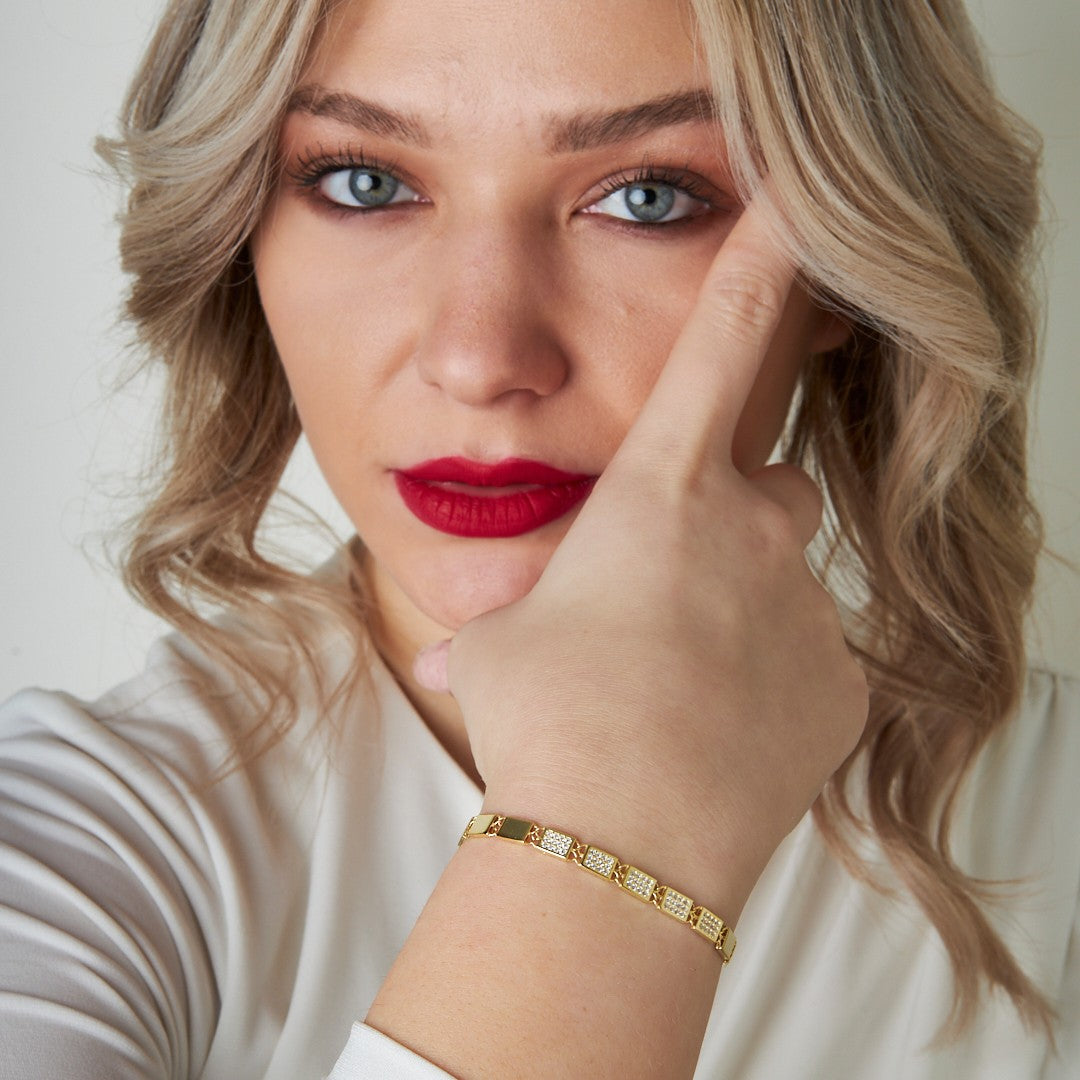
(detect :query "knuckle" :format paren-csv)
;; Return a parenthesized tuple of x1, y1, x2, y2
(748, 496, 801, 555)
(708, 271, 785, 340)
(748, 464, 824, 548)
(781, 464, 824, 515)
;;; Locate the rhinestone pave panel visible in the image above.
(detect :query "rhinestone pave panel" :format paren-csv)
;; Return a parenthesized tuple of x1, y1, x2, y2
(693, 907, 723, 943)
(621, 866, 657, 902)
(582, 847, 618, 878)
(659, 887, 693, 922)
(538, 828, 574, 858)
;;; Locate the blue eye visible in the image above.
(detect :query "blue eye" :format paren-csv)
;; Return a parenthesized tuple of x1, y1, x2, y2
(318, 167, 419, 209)
(588, 180, 709, 224)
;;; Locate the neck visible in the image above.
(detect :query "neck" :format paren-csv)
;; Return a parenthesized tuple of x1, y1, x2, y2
(360, 546, 484, 792)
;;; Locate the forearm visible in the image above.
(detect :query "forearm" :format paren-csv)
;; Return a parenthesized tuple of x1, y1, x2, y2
(365, 791, 752, 1080)
(364, 198, 869, 1078)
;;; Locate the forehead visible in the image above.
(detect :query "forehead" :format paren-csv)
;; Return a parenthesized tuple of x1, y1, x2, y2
(305, 0, 703, 123)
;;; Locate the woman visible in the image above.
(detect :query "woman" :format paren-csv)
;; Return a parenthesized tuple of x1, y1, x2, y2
(0, 0, 1075, 1077)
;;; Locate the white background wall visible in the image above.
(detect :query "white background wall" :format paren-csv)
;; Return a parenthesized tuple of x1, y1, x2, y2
(1, 0, 1077, 702)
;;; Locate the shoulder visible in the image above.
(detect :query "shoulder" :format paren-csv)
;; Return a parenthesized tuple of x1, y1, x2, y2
(950, 664, 1080, 901)
(3, 634, 245, 763)
(1018, 664, 1080, 735)
(965, 665, 1080, 821)
(1, 546, 375, 773)
(0, 628, 373, 1076)
(2, 633, 280, 796)
(0, 626, 376, 887)
(2, 616, 369, 773)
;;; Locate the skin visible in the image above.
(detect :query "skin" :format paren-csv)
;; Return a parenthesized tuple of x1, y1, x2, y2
(253, 2, 869, 1074)
(252, 0, 849, 790)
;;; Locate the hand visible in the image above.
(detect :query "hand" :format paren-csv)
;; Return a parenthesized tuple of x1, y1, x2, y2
(419, 198, 868, 910)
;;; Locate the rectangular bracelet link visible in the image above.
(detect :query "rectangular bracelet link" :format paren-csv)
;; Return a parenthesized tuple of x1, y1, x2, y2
(460, 812, 737, 963)
(538, 827, 575, 858)
(718, 926, 736, 962)
(692, 906, 724, 944)
(581, 846, 618, 879)
(495, 816, 533, 842)
(459, 813, 497, 845)
(621, 865, 658, 903)
(657, 886, 694, 923)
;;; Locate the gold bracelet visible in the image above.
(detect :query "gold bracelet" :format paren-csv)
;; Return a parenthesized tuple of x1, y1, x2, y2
(458, 812, 736, 963)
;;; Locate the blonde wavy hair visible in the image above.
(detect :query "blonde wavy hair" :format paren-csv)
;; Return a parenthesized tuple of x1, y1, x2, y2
(100, 0, 1049, 1041)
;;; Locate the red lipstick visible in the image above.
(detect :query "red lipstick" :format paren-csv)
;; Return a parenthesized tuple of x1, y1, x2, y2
(394, 457, 597, 537)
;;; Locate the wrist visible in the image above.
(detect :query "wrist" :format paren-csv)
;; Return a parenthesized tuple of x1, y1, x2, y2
(459, 809, 739, 964)
(479, 775, 761, 926)
(372, 825, 725, 1079)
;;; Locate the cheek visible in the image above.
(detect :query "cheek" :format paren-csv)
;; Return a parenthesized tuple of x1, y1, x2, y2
(250, 200, 420, 462)
(567, 238, 811, 473)
(252, 194, 811, 485)
(557, 237, 716, 441)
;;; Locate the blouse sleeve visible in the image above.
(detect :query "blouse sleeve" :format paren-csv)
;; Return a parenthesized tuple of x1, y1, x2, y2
(327, 1024, 456, 1079)
(1035, 669, 1080, 1079)
(0, 688, 218, 1079)
(1041, 892, 1080, 1079)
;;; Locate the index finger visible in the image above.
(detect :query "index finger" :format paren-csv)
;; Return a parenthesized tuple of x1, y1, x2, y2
(616, 195, 797, 464)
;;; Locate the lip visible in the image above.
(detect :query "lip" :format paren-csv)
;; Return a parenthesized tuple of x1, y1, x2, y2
(394, 456, 597, 538)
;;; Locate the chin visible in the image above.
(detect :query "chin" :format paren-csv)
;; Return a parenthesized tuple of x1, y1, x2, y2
(407, 542, 553, 631)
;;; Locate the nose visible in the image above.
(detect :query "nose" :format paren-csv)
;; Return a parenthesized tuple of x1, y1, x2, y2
(415, 226, 569, 406)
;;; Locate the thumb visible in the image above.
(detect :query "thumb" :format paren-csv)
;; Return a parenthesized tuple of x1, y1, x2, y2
(413, 638, 453, 693)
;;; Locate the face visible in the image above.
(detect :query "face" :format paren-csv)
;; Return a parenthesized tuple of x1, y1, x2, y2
(252, 0, 844, 648)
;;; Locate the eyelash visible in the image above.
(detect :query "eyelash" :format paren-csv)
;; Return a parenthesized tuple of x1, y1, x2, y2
(286, 147, 720, 227)
(594, 163, 717, 232)
(597, 163, 707, 203)
(287, 146, 405, 200)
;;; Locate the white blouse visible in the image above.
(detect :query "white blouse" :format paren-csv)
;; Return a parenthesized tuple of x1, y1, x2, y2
(0, 628, 1076, 1079)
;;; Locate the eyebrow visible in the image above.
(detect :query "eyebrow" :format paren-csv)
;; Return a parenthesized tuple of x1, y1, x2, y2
(546, 89, 718, 153)
(286, 85, 718, 154)
(288, 85, 431, 147)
